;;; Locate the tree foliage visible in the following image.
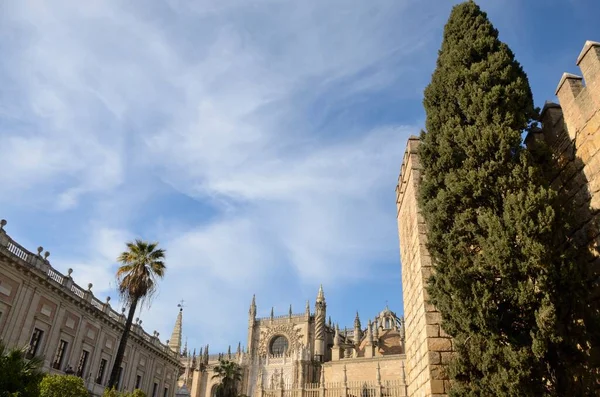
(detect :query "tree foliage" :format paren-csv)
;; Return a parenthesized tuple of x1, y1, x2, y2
(103, 388, 147, 397)
(0, 341, 44, 397)
(107, 240, 166, 389)
(418, 1, 600, 395)
(39, 374, 89, 397)
(212, 359, 243, 397)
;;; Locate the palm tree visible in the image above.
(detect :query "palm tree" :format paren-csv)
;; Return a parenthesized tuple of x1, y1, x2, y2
(212, 359, 243, 397)
(107, 240, 166, 389)
(0, 340, 44, 396)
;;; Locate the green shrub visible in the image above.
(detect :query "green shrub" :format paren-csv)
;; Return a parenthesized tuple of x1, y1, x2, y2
(103, 387, 147, 397)
(0, 341, 44, 397)
(39, 374, 89, 397)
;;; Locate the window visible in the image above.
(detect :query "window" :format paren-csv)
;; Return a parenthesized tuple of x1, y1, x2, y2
(163, 387, 168, 397)
(76, 350, 89, 377)
(152, 382, 158, 397)
(52, 340, 68, 370)
(136, 375, 142, 389)
(26, 328, 44, 359)
(96, 359, 107, 384)
(269, 335, 289, 355)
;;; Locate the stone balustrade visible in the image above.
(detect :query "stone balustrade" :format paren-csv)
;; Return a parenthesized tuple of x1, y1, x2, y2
(261, 379, 406, 397)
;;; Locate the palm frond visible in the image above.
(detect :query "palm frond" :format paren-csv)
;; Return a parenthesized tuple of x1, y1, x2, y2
(115, 240, 167, 309)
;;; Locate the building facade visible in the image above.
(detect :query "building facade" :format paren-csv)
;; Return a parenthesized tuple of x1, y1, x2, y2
(0, 220, 181, 397)
(175, 287, 408, 397)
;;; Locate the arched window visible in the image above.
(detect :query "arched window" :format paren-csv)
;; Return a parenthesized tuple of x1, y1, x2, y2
(269, 335, 289, 355)
(211, 384, 219, 397)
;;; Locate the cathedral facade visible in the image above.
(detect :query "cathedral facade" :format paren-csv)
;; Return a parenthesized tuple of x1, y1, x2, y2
(173, 286, 408, 397)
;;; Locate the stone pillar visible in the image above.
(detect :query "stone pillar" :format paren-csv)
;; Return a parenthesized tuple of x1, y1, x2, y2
(396, 137, 452, 397)
(319, 366, 325, 397)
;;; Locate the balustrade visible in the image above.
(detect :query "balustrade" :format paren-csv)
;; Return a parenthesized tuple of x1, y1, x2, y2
(70, 284, 85, 298)
(47, 267, 65, 284)
(261, 381, 406, 397)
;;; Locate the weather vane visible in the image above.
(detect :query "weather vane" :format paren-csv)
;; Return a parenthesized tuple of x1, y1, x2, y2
(178, 299, 186, 311)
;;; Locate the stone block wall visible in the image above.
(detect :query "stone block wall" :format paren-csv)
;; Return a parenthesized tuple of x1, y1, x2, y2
(395, 137, 452, 397)
(322, 356, 406, 384)
(527, 41, 600, 255)
(554, 41, 600, 212)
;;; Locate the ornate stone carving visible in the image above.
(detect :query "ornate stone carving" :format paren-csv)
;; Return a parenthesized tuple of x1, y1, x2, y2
(257, 323, 304, 356)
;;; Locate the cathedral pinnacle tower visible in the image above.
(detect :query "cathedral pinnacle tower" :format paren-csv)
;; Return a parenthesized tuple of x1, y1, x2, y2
(353, 312, 362, 345)
(314, 285, 326, 361)
(169, 305, 183, 354)
(247, 294, 257, 355)
(249, 294, 257, 319)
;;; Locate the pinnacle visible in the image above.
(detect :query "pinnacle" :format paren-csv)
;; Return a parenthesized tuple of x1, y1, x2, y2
(317, 284, 325, 301)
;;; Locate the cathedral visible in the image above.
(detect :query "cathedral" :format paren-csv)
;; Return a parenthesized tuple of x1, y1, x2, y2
(170, 286, 408, 397)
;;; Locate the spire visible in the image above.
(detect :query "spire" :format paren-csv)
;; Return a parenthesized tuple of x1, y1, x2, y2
(183, 337, 188, 356)
(334, 324, 340, 347)
(305, 300, 310, 316)
(289, 304, 293, 318)
(316, 284, 325, 303)
(328, 316, 332, 327)
(168, 306, 183, 354)
(366, 320, 373, 345)
(270, 307, 274, 320)
(354, 311, 361, 328)
(237, 342, 241, 355)
(374, 318, 380, 339)
(228, 345, 232, 360)
(354, 312, 362, 344)
(249, 294, 257, 318)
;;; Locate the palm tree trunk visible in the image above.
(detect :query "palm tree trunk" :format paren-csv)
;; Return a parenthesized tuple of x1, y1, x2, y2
(107, 298, 138, 389)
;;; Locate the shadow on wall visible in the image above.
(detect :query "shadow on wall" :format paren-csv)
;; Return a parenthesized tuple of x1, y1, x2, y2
(527, 97, 600, 369)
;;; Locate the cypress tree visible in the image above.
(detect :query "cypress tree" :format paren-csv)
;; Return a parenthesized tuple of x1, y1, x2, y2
(418, 1, 600, 395)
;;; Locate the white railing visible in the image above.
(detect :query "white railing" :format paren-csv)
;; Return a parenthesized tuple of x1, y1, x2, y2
(71, 284, 85, 298)
(47, 268, 64, 284)
(7, 240, 29, 261)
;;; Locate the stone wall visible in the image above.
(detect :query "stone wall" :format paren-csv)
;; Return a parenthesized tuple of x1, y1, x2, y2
(526, 41, 600, 278)
(322, 355, 406, 384)
(395, 138, 452, 397)
(551, 41, 600, 225)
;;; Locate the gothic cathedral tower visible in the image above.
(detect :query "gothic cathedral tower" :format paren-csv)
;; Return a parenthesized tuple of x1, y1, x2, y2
(314, 285, 326, 361)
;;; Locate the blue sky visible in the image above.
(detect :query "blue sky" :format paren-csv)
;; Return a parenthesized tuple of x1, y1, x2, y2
(0, 0, 598, 353)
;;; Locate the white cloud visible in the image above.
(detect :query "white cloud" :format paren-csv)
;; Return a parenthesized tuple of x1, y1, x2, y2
(0, 0, 447, 350)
